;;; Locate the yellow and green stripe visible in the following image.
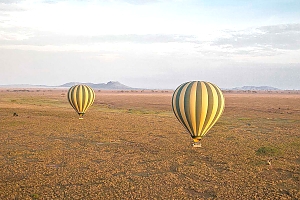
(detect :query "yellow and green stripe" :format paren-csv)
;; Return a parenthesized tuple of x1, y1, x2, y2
(172, 81, 225, 141)
(67, 84, 95, 119)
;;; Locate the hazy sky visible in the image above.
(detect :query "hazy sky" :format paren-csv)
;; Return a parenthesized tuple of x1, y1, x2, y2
(1, 0, 300, 89)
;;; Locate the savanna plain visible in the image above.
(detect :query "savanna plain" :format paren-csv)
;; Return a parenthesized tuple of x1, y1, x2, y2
(0, 89, 299, 199)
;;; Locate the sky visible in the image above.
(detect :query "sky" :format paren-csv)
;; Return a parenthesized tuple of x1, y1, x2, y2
(1, 0, 300, 89)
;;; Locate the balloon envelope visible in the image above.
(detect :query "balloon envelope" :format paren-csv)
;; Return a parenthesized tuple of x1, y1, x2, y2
(172, 81, 225, 142)
(67, 84, 95, 119)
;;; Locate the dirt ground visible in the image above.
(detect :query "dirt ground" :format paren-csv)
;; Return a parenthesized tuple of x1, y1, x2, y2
(0, 89, 299, 199)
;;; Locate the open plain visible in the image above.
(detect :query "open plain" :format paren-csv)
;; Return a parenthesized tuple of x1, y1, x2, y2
(0, 89, 299, 199)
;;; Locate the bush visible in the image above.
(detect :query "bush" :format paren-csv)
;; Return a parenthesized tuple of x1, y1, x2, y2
(256, 146, 282, 156)
(31, 193, 39, 199)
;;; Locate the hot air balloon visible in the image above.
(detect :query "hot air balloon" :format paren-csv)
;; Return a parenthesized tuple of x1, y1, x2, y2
(172, 81, 225, 147)
(67, 84, 95, 119)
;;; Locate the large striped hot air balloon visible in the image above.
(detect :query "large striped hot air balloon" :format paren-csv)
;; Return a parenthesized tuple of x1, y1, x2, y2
(67, 84, 95, 119)
(172, 81, 225, 146)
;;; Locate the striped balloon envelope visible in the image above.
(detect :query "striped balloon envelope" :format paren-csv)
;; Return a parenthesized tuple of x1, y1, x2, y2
(172, 81, 225, 145)
(67, 84, 95, 119)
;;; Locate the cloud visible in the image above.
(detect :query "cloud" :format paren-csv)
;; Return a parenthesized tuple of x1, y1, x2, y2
(0, 1, 25, 12)
(197, 23, 300, 64)
(1, 23, 299, 67)
(0, 0, 23, 4)
(0, 23, 35, 37)
(0, 1, 182, 35)
(0, 31, 200, 45)
(113, 0, 160, 5)
(258, 24, 300, 50)
(212, 23, 300, 51)
(42, 0, 155, 4)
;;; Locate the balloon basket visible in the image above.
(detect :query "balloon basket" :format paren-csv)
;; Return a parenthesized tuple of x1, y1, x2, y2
(78, 113, 84, 119)
(192, 142, 202, 148)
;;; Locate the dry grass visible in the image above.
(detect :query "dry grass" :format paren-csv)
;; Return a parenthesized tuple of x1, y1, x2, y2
(0, 89, 299, 199)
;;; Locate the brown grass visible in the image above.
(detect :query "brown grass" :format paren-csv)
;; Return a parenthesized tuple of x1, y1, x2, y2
(0, 89, 299, 199)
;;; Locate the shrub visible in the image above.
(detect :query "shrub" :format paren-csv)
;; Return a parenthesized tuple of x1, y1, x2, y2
(31, 193, 39, 199)
(256, 146, 282, 156)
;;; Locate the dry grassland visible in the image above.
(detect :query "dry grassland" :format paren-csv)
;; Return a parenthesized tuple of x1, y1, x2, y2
(0, 89, 299, 199)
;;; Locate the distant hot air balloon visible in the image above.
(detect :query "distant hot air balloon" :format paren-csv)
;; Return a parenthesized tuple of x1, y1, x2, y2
(172, 81, 225, 147)
(67, 84, 95, 119)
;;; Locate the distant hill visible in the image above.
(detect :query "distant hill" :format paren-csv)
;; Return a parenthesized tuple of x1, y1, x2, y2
(232, 86, 280, 91)
(0, 81, 133, 90)
(1, 83, 283, 91)
(0, 84, 50, 88)
(59, 81, 132, 90)
(59, 82, 82, 87)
